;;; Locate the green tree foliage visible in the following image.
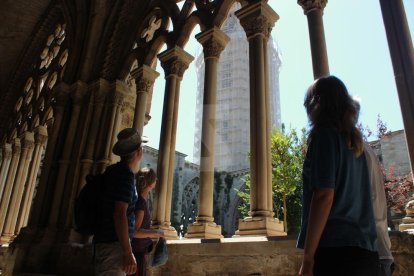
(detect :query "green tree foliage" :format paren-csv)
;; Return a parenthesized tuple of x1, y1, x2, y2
(237, 126, 306, 234)
(271, 127, 306, 233)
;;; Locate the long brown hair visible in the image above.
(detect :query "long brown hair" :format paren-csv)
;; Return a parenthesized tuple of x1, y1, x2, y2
(137, 167, 157, 193)
(304, 76, 363, 157)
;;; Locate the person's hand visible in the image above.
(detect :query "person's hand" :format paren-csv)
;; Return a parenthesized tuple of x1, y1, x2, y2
(299, 256, 314, 276)
(123, 251, 137, 275)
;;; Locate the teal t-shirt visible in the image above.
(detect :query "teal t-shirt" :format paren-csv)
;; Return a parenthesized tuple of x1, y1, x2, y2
(297, 127, 377, 252)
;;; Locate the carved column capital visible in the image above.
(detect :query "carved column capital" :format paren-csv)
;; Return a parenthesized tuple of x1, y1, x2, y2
(19, 132, 35, 150)
(52, 82, 70, 107)
(12, 138, 21, 155)
(34, 125, 48, 145)
(236, 1, 279, 39)
(70, 81, 88, 105)
(158, 46, 194, 78)
(196, 27, 230, 59)
(298, 0, 328, 15)
(89, 79, 111, 104)
(110, 81, 128, 105)
(2, 143, 12, 159)
(132, 65, 160, 92)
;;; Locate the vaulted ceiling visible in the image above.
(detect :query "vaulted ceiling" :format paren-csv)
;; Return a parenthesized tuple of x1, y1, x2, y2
(0, 0, 52, 95)
(0, 0, 252, 139)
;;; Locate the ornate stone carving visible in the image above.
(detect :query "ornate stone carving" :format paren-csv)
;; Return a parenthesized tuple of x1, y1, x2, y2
(34, 126, 48, 145)
(111, 90, 125, 106)
(20, 132, 35, 150)
(89, 79, 110, 105)
(136, 78, 153, 93)
(298, 0, 328, 14)
(195, 28, 229, 59)
(70, 82, 88, 105)
(240, 15, 274, 39)
(12, 139, 21, 155)
(202, 40, 225, 59)
(141, 16, 162, 42)
(2, 144, 12, 159)
(161, 60, 189, 78)
(158, 47, 193, 78)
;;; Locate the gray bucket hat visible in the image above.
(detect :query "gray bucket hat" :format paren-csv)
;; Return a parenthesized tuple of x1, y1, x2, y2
(112, 128, 148, 156)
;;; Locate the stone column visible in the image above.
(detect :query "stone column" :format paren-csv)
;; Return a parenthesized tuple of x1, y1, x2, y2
(0, 139, 21, 240)
(152, 47, 193, 239)
(1, 132, 34, 242)
(0, 144, 12, 200)
(379, 0, 414, 174)
(16, 126, 48, 232)
(132, 65, 160, 134)
(28, 83, 70, 227)
(298, 0, 329, 79)
(77, 80, 109, 195)
(48, 81, 87, 227)
(186, 28, 229, 239)
(235, 1, 285, 236)
(95, 81, 127, 173)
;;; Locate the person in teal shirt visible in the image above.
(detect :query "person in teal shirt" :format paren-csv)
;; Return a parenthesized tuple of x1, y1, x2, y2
(297, 76, 378, 276)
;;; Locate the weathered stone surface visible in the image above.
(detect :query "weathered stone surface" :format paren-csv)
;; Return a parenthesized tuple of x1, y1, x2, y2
(390, 231, 414, 276)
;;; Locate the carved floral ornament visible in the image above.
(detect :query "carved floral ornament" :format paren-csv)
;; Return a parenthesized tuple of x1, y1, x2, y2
(2, 145, 12, 159)
(240, 15, 274, 39)
(298, 0, 328, 14)
(162, 59, 189, 78)
(34, 131, 48, 145)
(21, 136, 35, 150)
(141, 15, 162, 42)
(136, 78, 153, 93)
(203, 39, 225, 59)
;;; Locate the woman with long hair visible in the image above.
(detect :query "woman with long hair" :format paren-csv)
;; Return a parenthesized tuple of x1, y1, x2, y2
(297, 76, 378, 276)
(130, 167, 164, 276)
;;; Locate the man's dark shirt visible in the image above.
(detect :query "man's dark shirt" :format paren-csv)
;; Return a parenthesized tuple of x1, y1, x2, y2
(94, 160, 137, 243)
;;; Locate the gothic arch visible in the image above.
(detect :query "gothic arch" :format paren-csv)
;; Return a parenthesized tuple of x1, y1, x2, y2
(4, 21, 69, 142)
(181, 177, 199, 234)
(213, 0, 249, 28)
(0, 5, 67, 136)
(101, 0, 150, 81)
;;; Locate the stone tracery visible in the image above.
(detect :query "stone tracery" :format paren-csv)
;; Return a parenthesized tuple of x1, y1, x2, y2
(0, 0, 412, 275)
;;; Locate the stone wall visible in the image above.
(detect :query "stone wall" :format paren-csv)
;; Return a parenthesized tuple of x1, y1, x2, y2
(150, 237, 302, 276)
(370, 130, 412, 177)
(1, 233, 414, 275)
(390, 231, 414, 276)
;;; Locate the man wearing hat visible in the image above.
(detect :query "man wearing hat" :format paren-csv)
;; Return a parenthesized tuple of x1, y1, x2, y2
(94, 128, 148, 276)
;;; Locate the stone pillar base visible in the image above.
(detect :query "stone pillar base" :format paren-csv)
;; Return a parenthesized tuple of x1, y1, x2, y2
(185, 222, 223, 239)
(234, 216, 286, 237)
(399, 216, 414, 232)
(0, 234, 14, 244)
(159, 225, 179, 240)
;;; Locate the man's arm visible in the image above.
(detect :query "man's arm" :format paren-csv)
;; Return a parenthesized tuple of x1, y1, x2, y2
(299, 188, 335, 276)
(113, 201, 136, 275)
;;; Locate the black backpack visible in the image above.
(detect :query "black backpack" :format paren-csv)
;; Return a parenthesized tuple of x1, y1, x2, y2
(73, 173, 104, 235)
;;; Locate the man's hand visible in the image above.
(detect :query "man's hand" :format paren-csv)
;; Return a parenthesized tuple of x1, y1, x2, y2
(123, 251, 137, 275)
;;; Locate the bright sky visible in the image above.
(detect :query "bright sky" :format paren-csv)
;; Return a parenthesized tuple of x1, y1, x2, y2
(144, 0, 414, 163)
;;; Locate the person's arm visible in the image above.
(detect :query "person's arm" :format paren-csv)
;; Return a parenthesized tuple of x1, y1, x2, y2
(299, 188, 334, 276)
(133, 210, 164, 238)
(113, 201, 137, 275)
